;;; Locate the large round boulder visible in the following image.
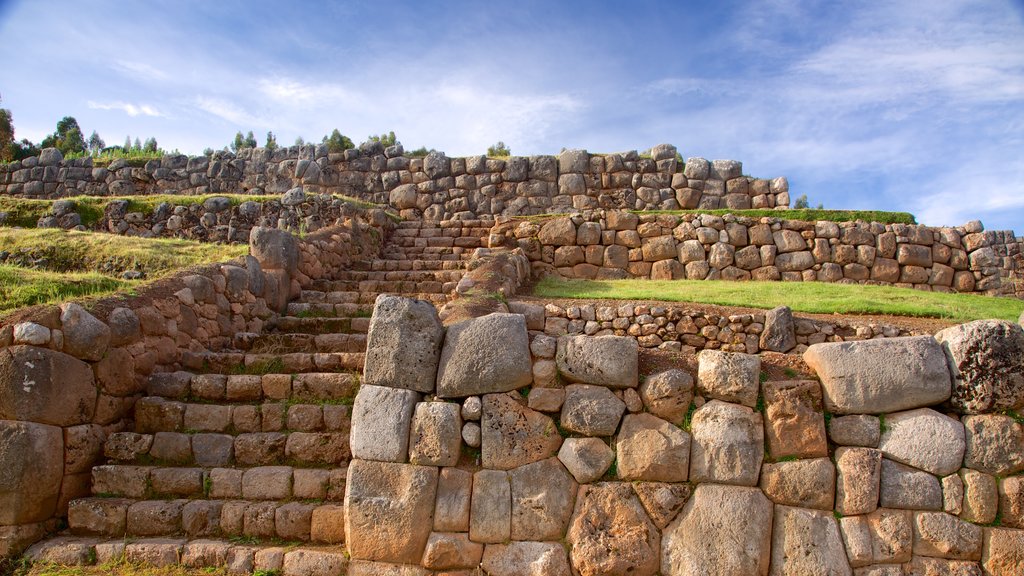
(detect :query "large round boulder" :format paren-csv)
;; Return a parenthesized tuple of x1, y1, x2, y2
(935, 319, 1024, 413)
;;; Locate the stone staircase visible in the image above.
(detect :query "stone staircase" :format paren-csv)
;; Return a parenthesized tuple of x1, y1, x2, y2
(23, 220, 492, 573)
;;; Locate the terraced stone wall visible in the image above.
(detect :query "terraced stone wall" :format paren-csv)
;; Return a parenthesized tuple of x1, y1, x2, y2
(0, 224, 380, 558)
(492, 210, 1024, 297)
(347, 300, 1024, 574)
(0, 143, 788, 220)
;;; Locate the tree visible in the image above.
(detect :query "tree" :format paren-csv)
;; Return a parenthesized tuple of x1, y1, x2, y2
(244, 131, 257, 149)
(40, 116, 86, 155)
(323, 129, 354, 153)
(231, 131, 245, 153)
(143, 137, 158, 153)
(0, 96, 14, 162)
(487, 141, 511, 157)
(366, 131, 398, 148)
(133, 137, 142, 151)
(87, 131, 105, 156)
(10, 139, 39, 160)
(295, 136, 305, 146)
(793, 194, 809, 209)
(123, 135, 132, 151)
(265, 131, 278, 151)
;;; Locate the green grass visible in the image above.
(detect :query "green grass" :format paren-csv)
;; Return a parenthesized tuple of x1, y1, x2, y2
(0, 228, 248, 313)
(0, 193, 384, 228)
(532, 276, 1024, 322)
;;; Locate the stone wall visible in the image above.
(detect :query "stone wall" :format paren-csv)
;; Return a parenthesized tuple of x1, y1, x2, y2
(0, 143, 789, 220)
(347, 299, 1024, 574)
(0, 222, 382, 557)
(494, 210, 1024, 297)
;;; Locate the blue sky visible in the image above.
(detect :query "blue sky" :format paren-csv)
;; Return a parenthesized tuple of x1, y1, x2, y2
(1, 0, 1022, 230)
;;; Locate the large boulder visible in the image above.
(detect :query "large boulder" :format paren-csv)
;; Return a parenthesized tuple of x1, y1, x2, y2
(538, 217, 576, 246)
(363, 295, 444, 393)
(470, 469, 510, 543)
(481, 541, 571, 576)
(349, 385, 420, 463)
(616, 413, 690, 482)
(436, 313, 532, 398)
(760, 305, 796, 352)
(962, 414, 1024, 476)
(838, 508, 913, 567)
(566, 482, 661, 576)
(0, 420, 64, 523)
(688, 400, 764, 486)
(408, 402, 462, 467)
(480, 393, 562, 470)
(510, 458, 577, 541)
(770, 506, 851, 576)
(638, 369, 693, 425)
(557, 437, 614, 484)
(877, 408, 965, 476)
(762, 380, 828, 459)
(0, 345, 96, 426)
(556, 335, 638, 388)
(344, 460, 438, 564)
(60, 303, 111, 361)
(759, 458, 836, 510)
(249, 227, 298, 274)
(560, 385, 626, 437)
(662, 484, 773, 576)
(934, 319, 1024, 413)
(803, 336, 951, 414)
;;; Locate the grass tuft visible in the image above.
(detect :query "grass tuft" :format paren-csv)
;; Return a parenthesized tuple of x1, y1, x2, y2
(532, 277, 1024, 322)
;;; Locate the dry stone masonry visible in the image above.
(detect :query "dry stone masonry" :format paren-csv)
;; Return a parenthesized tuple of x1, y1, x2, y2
(492, 210, 1024, 297)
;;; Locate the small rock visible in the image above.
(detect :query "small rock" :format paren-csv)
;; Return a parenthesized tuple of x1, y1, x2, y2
(557, 437, 615, 483)
(696, 349, 760, 408)
(560, 384, 626, 437)
(639, 369, 694, 425)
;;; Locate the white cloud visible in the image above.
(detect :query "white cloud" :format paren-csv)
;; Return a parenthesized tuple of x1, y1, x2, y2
(111, 60, 169, 82)
(87, 100, 164, 117)
(193, 97, 268, 128)
(258, 78, 357, 106)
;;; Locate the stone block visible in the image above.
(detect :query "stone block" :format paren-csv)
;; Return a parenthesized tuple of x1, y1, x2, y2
(762, 379, 828, 459)
(282, 549, 349, 576)
(0, 345, 96, 426)
(437, 313, 532, 398)
(127, 500, 185, 536)
(510, 458, 577, 541)
(275, 502, 314, 541)
(878, 408, 965, 476)
(879, 459, 942, 510)
(913, 511, 982, 560)
(568, 482, 660, 576)
(759, 457, 836, 510)
(345, 460, 438, 563)
(434, 467, 472, 532)
(470, 469, 510, 544)
(638, 369, 693, 425)
(91, 465, 149, 498)
(556, 335, 638, 388)
(616, 413, 690, 482)
(963, 414, 1024, 476)
(696, 349, 760, 407)
(481, 541, 571, 576)
(560, 384, 626, 437)
(838, 508, 912, 567)
(770, 505, 851, 576)
(557, 437, 614, 484)
(68, 497, 130, 536)
(829, 415, 881, 447)
(350, 384, 420, 463)
(0, 420, 64, 523)
(310, 504, 345, 544)
(836, 447, 882, 515)
(632, 482, 693, 530)
(242, 466, 293, 500)
(982, 527, 1024, 575)
(364, 295, 444, 393)
(688, 400, 763, 486)
(408, 402, 462, 466)
(481, 392, 561, 470)
(422, 532, 484, 570)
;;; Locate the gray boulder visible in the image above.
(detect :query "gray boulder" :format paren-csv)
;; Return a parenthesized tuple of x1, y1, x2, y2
(639, 369, 693, 425)
(760, 305, 796, 352)
(770, 506, 852, 576)
(0, 420, 64, 523)
(249, 227, 298, 274)
(436, 313, 532, 398)
(0, 345, 96, 426)
(281, 187, 305, 206)
(688, 400, 763, 486)
(349, 385, 420, 463)
(616, 413, 690, 482)
(557, 437, 614, 483)
(696, 350, 760, 408)
(38, 147, 63, 166)
(567, 482, 661, 576)
(803, 336, 951, 414)
(560, 385, 626, 437)
(878, 408, 965, 476)
(557, 335, 639, 388)
(60, 302, 111, 361)
(935, 319, 1024, 413)
(364, 295, 444, 393)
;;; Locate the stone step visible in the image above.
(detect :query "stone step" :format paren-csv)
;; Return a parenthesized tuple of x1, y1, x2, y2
(144, 371, 360, 404)
(309, 278, 449, 294)
(285, 299, 369, 317)
(349, 258, 468, 272)
(245, 332, 367, 354)
(88, 460, 347, 502)
(329, 269, 465, 283)
(391, 236, 483, 249)
(27, 536, 347, 572)
(67, 496, 346, 544)
(268, 315, 371, 335)
(179, 350, 366, 374)
(130, 399, 352, 441)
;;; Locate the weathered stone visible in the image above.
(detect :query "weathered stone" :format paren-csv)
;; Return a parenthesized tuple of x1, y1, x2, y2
(616, 413, 690, 482)
(557, 437, 614, 483)
(124, 538, 186, 567)
(242, 466, 293, 500)
(363, 295, 444, 393)
(638, 369, 693, 425)
(696, 349, 760, 408)
(962, 414, 1024, 476)
(913, 511, 983, 560)
(836, 447, 883, 515)
(25, 536, 99, 566)
(803, 336, 951, 414)
(878, 408, 965, 476)
(662, 484, 773, 576)
(0, 345, 96, 426)
(762, 379, 828, 459)
(60, 303, 111, 361)
(104, 432, 153, 461)
(151, 467, 203, 496)
(632, 482, 692, 529)
(880, 459, 942, 510)
(958, 468, 997, 525)
(761, 306, 796, 352)
(181, 539, 231, 568)
(345, 460, 438, 564)
(408, 402, 462, 466)
(510, 458, 577, 540)
(422, 532, 484, 570)
(0, 420, 63, 523)
(127, 500, 185, 536)
(556, 335, 638, 388)
(63, 424, 105, 474)
(481, 392, 561, 469)
(688, 400, 763, 486)
(838, 508, 913, 567)
(434, 467, 472, 532)
(350, 384, 420, 463)
(770, 505, 852, 576)
(567, 482, 660, 576)
(249, 226, 298, 274)
(538, 217, 576, 245)
(310, 505, 345, 544)
(91, 465, 149, 498)
(470, 469, 510, 544)
(481, 541, 571, 576)
(68, 497, 130, 536)
(560, 384, 626, 437)
(982, 527, 1024, 575)
(527, 388, 564, 412)
(283, 549, 348, 576)
(182, 501, 223, 537)
(760, 457, 836, 510)
(829, 415, 881, 447)
(935, 320, 1024, 413)
(436, 313, 532, 397)
(999, 476, 1024, 528)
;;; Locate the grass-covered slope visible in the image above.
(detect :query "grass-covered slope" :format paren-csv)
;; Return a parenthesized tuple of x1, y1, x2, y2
(533, 276, 1024, 322)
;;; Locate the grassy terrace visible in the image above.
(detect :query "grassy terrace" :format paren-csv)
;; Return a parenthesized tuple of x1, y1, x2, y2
(0, 228, 247, 313)
(533, 276, 1024, 322)
(0, 193, 382, 228)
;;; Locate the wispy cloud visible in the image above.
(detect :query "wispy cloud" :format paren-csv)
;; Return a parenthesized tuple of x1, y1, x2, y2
(258, 78, 357, 105)
(87, 101, 164, 117)
(111, 60, 169, 82)
(193, 97, 268, 128)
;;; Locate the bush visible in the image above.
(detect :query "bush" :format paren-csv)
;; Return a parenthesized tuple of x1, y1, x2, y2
(487, 141, 511, 157)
